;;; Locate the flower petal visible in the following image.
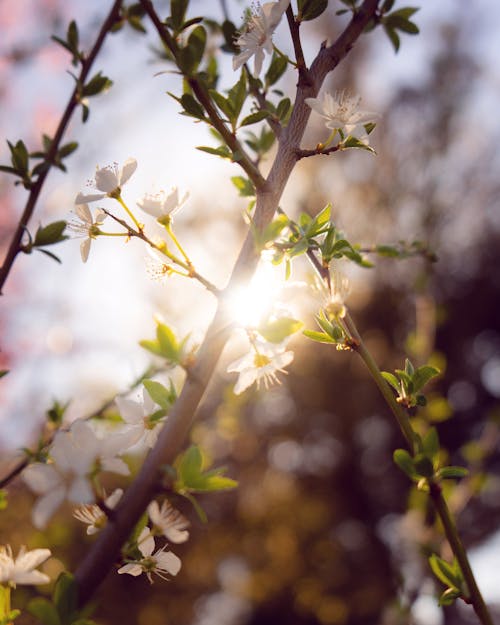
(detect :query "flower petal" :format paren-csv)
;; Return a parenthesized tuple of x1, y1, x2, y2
(32, 487, 66, 529)
(75, 204, 92, 224)
(75, 191, 105, 204)
(80, 238, 91, 263)
(95, 165, 119, 193)
(119, 158, 137, 186)
(155, 551, 181, 576)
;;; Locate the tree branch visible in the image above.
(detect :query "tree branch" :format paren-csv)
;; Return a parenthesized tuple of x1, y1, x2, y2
(74, 0, 381, 605)
(0, 0, 124, 294)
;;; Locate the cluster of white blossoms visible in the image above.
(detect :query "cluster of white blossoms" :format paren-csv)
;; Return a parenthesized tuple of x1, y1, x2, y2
(305, 90, 376, 144)
(0, 545, 51, 587)
(68, 157, 188, 263)
(22, 384, 165, 529)
(233, 0, 290, 76)
(117, 500, 189, 583)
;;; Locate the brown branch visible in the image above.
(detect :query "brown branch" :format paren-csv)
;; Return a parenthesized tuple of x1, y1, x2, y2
(286, 5, 312, 87)
(139, 0, 267, 192)
(0, 0, 124, 294)
(74, 0, 381, 605)
(295, 144, 341, 160)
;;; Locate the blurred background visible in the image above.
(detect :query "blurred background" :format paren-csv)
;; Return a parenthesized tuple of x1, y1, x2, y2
(1, 1, 500, 624)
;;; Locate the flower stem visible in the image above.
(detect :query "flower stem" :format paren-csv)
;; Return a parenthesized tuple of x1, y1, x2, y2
(116, 196, 143, 232)
(430, 484, 494, 625)
(165, 223, 192, 268)
(344, 311, 416, 449)
(344, 311, 493, 625)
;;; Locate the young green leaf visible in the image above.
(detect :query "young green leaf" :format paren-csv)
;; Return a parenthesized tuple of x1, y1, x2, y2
(258, 317, 303, 343)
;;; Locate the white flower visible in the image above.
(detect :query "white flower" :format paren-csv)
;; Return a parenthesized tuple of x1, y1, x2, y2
(137, 188, 189, 224)
(233, 0, 290, 76)
(69, 419, 135, 477)
(0, 545, 51, 587)
(23, 427, 95, 529)
(117, 528, 181, 583)
(73, 488, 123, 535)
(115, 387, 165, 449)
(305, 91, 375, 140)
(75, 158, 137, 204)
(324, 269, 350, 320)
(227, 339, 294, 394)
(148, 500, 190, 544)
(67, 204, 106, 262)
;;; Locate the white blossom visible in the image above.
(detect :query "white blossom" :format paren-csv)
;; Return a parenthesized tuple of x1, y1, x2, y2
(23, 428, 95, 529)
(227, 339, 294, 394)
(23, 419, 133, 529)
(324, 269, 350, 320)
(148, 500, 190, 544)
(75, 158, 137, 204)
(115, 387, 165, 449)
(117, 528, 181, 583)
(0, 545, 51, 587)
(73, 488, 123, 535)
(305, 91, 375, 141)
(137, 188, 188, 223)
(67, 204, 106, 263)
(233, 0, 290, 76)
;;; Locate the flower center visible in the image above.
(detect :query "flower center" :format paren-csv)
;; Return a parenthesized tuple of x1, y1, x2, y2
(253, 353, 271, 368)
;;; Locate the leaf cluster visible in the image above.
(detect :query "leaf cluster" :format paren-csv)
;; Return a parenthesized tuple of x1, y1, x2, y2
(429, 554, 467, 606)
(382, 358, 439, 409)
(28, 573, 96, 625)
(139, 319, 190, 367)
(21, 221, 68, 264)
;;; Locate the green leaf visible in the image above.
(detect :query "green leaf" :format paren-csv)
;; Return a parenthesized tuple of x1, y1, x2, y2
(170, 0, 188, 31)
(33, 221, 67, 247)
(240, 111, 270, 127)
(82, 72, 112, 97)
(412, 365, 440, 392)
(258, 317, 303, 343)
(438, 466, 469, 480)
(429, 554, 463, 591)
(227, 72, 247, 123)
(143, 380, 173, 410)
(386, 15, 419, 34)
(67, 20, 79, 52)
(265, 53, 288, 86)
(381, 0, 395, 12)
(276, 97, 291, 122)
(381, 371, 400, 393)
(53, 573, 78, 625)
(8, 140, 29, 172)
(421, 427, 439, 460)
(156, 322, 180, 362)
(342, 136, 375, 153)
(439, 587, 461, 606)
(389, 7, 419, 20)
(298, 0, 329, 21)
(186, 26, 206, 72)
(196, 145, 231, 158)
(231, 176, 255, 197)
(384, 26, 400, 52)
(413, 454, 434, 478)
(209, 90, 234, 121)
(176, 446, 237, 493)
(180, 93, 205, 119)
(393, 449, 417, 480)
(303, 329, 336, 344)
(58, 142, 78, 159)
(221, 20, 238, 53)
(0, 489, 7, 510)
(27, 598, 61, 625)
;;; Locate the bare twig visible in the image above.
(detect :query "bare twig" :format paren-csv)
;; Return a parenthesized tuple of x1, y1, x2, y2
(0, 0, 124, 294)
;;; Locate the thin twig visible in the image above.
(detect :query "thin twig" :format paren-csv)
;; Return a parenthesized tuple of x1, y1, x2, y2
(101, 209, 220, 294)
(296, 144, 342, 160)
(285, 5, 312, 87)
(0, 0, 123, 294)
